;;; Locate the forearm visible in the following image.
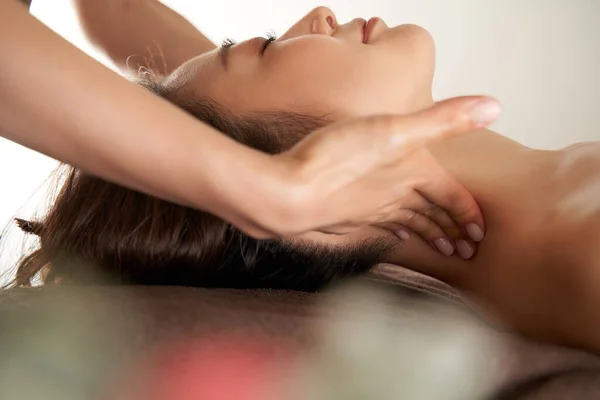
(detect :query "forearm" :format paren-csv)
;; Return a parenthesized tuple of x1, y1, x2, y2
(0, 0, 278, 229)
(72, 0, 215, 75)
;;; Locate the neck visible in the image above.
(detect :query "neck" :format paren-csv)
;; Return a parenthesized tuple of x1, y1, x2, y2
(428, 128, 534, 174)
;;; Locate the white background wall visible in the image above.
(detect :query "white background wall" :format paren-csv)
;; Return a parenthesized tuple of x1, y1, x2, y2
(0, 0, 599, 278)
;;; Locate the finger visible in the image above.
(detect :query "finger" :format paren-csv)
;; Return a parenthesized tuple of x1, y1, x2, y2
(419, 203, 463, 242)
(374, 222, 411, 242)
(417, 169, 485, 243)
(316, 224, 361, 235)
(378, 96, 501, 161)
(387, 208, 456, 257)
(377, 218, 477, 260)
(455, 238, 477, 260)
(396, 189, 464, 242)
(374, 189, 465, 246)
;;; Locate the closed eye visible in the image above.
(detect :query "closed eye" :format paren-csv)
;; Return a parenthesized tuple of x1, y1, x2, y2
(219, 37, 237, 53)
(218, 32, 276, 70)
(260, 31, 278, 55)
(218, 37, 237, 69)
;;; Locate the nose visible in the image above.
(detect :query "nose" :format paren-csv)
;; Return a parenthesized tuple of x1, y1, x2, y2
(279, 6, 337, 40)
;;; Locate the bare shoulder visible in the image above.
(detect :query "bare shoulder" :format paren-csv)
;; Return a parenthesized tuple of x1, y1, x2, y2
(549, 141, 600, 282)
(537, 142, 600, 349)
(551, 141, 600, 221)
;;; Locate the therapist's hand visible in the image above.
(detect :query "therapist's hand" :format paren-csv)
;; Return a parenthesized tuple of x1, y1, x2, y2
(242, 96, 500, 257)
(0, 0, 490, 258)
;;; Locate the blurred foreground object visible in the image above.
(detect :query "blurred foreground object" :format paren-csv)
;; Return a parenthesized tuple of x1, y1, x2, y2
(0, 286, 135, 400)
(109, 280, 500, 400)
(1, 277, 600, 399)
(293, 281, 499, 399)
(0, 280, 497, 400)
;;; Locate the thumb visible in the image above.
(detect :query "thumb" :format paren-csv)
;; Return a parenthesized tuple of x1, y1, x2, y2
(380, 96, 501, 160)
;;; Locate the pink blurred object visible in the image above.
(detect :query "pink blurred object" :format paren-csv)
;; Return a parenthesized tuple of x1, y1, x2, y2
(121, 336, 294, 400)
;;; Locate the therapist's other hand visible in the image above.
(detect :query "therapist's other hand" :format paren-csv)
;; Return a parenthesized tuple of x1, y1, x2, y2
(239, 96, 499, 257)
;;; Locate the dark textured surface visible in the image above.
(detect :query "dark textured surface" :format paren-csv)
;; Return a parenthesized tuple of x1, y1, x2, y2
(1, 271, 600, 399)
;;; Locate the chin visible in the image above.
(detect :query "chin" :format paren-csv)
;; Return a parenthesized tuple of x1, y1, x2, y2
(393, 93, 436, 114)
(397, 23, 435, 47)
(415, 94, 436, 110)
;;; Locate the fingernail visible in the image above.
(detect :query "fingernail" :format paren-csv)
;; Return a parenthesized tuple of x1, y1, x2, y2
(395, 229, 410, 241)
(434, 238, 455, 256)
(466, 223, 485, 242)
(457, 240, 474, 259)
(469, 100, 501, 126)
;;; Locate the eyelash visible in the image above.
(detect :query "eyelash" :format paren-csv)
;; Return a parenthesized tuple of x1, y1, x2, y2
(220, 31, 277, 57)
(221, 37, 236, 50)
(260, 31, 278, 55)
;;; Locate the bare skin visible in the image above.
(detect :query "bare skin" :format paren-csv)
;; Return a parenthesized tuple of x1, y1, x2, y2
(72, 3, 600, 352)
(390, 131, 600, 353)
(0, 0, 487, 241)
(73, 0, 216, 75)
(308, 121, 600, 352)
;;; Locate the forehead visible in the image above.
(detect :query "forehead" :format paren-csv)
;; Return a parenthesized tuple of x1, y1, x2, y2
(164, 50, 220, 92)
(167, 39, 357, 118)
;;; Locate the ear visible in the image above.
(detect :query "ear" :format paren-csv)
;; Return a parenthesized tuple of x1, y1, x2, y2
(15, 218, 43, 236)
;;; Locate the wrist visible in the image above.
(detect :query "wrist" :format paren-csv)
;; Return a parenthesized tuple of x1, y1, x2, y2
(202, 152, 309, 238)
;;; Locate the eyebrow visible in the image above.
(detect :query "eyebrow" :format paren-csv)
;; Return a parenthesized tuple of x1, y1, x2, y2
(218, 38, 236, 70)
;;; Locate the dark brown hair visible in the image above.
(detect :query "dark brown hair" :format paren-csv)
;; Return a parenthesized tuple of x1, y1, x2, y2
(9, 78, 394, 291)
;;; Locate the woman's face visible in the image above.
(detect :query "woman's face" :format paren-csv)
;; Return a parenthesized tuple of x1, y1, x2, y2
(167, 6, 436, 119)
(166, 6, 440, 259)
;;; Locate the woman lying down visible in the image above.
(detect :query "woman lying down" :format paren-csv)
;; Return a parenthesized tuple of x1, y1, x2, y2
(10, 6, 600, 354)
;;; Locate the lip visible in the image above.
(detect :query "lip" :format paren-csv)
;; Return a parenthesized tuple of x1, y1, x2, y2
(351, 18, 367, 43)
(363, 17, 381, 43)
